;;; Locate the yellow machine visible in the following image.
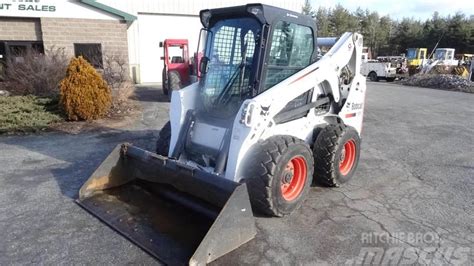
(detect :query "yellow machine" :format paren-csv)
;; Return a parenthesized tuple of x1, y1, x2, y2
(456, 54, 474, 65)
(455, 54, 474, 78)
(406, 48, 427, 75)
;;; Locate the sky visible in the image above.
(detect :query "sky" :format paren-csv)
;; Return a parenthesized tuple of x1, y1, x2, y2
(310, 0, 474, 20)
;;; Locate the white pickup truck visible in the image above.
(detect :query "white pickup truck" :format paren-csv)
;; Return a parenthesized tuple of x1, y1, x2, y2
(360, 53, 398, 81)
(361, 59, 397, 82)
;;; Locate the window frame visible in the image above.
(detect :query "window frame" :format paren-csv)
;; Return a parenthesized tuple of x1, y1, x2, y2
(260, 20, 315, 92)
(74, 43, 103, 69)
(0, 41, 44, 66)
(199, 17, 262, 118)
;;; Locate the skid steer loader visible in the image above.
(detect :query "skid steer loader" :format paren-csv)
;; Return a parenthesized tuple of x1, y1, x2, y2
(78, 4, 366, 265)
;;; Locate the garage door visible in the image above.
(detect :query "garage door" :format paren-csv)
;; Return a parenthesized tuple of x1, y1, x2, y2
(137, 14, 202, 84)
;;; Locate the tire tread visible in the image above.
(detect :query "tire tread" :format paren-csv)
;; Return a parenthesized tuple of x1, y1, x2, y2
(313, 123, 361, 187)
(246, 136, 313, 217)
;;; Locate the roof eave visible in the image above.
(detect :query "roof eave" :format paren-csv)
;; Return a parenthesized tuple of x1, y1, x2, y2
(79, 0, 137, 22)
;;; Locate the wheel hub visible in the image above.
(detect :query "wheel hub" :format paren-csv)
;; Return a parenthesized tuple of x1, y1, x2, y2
(339, 139, 356, 176)
(280, 157, 307, 201)
(340, 147, 346, 162)
(282, 163, 294, 184)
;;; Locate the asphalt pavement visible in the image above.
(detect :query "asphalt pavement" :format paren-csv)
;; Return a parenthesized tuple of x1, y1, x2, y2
(0, 82, 472, 265)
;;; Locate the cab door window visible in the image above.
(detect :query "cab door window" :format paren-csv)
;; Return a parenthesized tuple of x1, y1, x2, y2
(264, 21, 313, 90)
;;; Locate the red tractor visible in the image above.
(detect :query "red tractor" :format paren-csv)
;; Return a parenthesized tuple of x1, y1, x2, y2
(160, 39, 201, 98)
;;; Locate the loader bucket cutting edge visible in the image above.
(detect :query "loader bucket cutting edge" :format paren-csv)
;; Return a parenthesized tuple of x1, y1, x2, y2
(76, 144, 257, 265)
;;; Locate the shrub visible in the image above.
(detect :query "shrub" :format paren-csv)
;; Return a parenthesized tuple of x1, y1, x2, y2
(102, 51, 128, 91)
(60, 56, 112, 120)
(0, 95, 62, 133)
(101, 51, 134, 103)
(2, 47, 68, 96)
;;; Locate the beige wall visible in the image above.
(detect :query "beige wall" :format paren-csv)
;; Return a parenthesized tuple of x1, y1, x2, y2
(0, 17, 42, 41)
(0, 16, 130, 80)
(0, 16, 128, 63)
(40, 17, 128, 60)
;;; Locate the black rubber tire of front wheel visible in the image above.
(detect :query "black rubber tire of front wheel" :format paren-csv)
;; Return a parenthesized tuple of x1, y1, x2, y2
(155, 121, 171, 156)
(313, 124, 361, 187)
(368, 71, 378, 82)
(243, 136, 314, 217)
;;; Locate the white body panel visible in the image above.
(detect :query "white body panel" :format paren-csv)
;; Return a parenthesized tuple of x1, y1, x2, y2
(169, 83, 199, 155)
(190, 123, 226, 150)
(226, 33, 366, 181)
(169, 32, 367, 182)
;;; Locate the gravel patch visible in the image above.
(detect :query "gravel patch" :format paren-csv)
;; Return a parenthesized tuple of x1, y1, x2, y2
(400, 74, 474, 93)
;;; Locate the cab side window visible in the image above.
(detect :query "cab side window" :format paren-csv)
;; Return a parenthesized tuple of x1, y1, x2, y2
(264, 21, 313, 90)
(420, 50, 426, 59)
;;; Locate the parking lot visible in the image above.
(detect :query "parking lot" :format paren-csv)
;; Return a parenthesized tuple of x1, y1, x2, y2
(0, 82, 473, 264)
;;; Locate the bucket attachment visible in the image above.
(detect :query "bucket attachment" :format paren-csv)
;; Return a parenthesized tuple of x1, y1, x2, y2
(77, 143, 256, 265)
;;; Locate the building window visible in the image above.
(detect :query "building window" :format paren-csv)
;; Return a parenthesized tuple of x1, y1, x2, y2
(0, 41, 44, 65)
(74, 43, 103, 68)
(32, 43, 45, 54)
(0, 42, 5, 80)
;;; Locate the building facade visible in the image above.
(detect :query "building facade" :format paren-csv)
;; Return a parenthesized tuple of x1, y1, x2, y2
(0, 1, 133, 79)
(1, 0, 305, 84)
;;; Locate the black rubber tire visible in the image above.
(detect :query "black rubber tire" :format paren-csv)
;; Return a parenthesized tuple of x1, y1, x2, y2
(368, 71, 378, 82)
(162, 69, 169, 96)
(313, 124, 361, 187)
(386, 77, 396, 82)
(408, 66, 419, 76)
(243, 136, 314, 217)
(156, 121, 171, 156)
(167, 71, 182, 100)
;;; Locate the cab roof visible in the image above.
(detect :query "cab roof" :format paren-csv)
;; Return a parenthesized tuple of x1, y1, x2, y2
(200, 3, 316, 32)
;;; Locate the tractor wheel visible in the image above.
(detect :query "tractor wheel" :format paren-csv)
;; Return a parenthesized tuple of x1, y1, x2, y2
(162, 69, 169, 96)
(408, 66, 420, 76)
(368, 71, 378, 82)
(156, 121, 171, 156)
(244, 136, 314, 217)
(313, 124, 361, 187)
(167, 71, 182, 100)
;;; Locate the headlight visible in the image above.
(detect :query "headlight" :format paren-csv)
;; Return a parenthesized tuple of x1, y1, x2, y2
(200, 10, 211, 28)
(240, 101, 257, 127)
(247, 5, 262, 16)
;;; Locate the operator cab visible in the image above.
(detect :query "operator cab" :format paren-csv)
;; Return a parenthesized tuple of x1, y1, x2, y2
(175, 4, 318, 172)
(198, 4, 318, 118)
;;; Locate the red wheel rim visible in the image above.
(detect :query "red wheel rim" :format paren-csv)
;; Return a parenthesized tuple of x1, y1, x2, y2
(339, 139, 356, 175)
(280, 156, 307, 201)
